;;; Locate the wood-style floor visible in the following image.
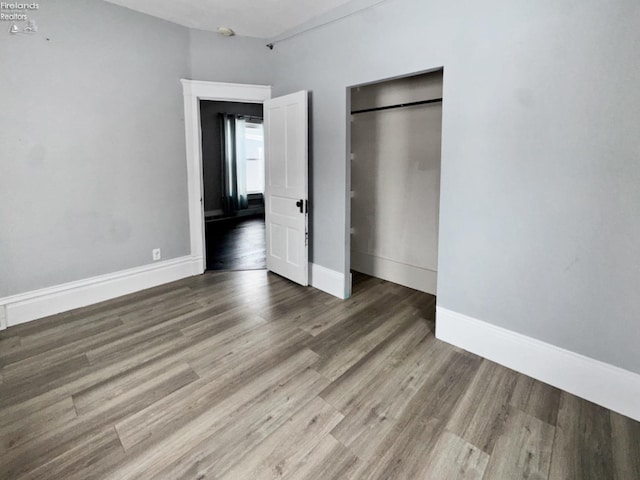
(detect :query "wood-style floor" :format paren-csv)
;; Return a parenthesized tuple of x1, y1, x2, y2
(0, 272, 638, 480)
(205, 215, 266, 271)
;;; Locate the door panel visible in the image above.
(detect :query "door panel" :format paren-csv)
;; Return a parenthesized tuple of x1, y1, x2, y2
(264, 91, 308, 286)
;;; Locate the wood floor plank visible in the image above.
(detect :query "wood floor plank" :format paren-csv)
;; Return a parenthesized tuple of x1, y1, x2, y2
(85, 328, 191, 366)
(258, 294, 335, 328)
(185, 318, 307, 377)
(319, 315, 431, 413)
(0, 316, 123, 369)
(73, 361, 199, 416)
(420, 431, 490, 480)
(57, 283, 195, 322)
(0, 311, 116, 346)
(156, 368, 329, 480)
(3, 319, 191, 383)
(0, 396, 77, 455)
(106, 349, 324, 479)
(445, 359, 519, 453)
(220, 396, 344, 479)
(352, 415, 445, 479)
(611, 411, 640, 479)
(116, 332, 317, 449)
(0, 282, 190, 345)
(230, 279, 309, 313)
(399, 347, 482, 423)
(330, 333, 444, 460)
(0, 336, 21, 356)
(1, 300, 203, 379)
(347, 348, 481, 477)
(187, 272, 271, 308)
(298, 282, 401, 337)
(178, 305, 264, 339)
(18, 313, 124, 349)
(18, 427, 125, 480)
(308, 302, 422, 381)
(116, 298, 204, 326)
(483, 407, 555, 480)
(548, 393, 615, 480)
(0, 384, 73, 430)
(0, 296, 214, 422)
(114, 346, 320, 452)
(115, 331, 314, 451)
(0, 271, 637, 479)
(0, 354, 91, 408)
(0, 361, 198, 479)
(283, 434, 361, 480)
(509, 374, 562, 426)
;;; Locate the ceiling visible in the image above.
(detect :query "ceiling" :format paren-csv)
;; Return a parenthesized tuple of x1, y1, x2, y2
(104, 0, 357, 39)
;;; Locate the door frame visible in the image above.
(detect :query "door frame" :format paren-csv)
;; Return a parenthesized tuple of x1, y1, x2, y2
(180, 80, 272, 273)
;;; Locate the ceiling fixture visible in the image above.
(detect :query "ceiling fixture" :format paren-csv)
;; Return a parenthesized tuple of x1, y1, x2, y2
(217, 26, 235, 37)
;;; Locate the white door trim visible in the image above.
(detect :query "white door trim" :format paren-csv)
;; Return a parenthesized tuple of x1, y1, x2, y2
(180, 80, 272, 273)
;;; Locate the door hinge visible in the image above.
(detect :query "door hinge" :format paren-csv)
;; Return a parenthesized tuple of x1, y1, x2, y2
(305, 231, 308, 246)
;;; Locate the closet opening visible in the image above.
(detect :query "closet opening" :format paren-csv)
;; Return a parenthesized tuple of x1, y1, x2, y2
(348, 69, 443, 296)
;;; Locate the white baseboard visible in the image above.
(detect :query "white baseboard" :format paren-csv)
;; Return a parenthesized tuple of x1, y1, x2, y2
(309, 263, 347, 299)
(351, 250, 437, 295)
(0, 305, 7, 331)
(436, 306, 640, 422)
(0, 256, 203, 328)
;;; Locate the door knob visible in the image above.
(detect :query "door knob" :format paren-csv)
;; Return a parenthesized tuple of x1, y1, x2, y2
(296, 199, 303, 213)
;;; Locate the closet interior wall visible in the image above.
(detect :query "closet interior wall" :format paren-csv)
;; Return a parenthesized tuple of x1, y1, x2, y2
(350, 70, 443, 294)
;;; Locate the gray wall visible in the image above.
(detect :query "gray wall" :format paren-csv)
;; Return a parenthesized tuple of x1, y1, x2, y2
(0, 0, 273, 298)
(0, 0, 192, 297)
(189, 29, 273, 85)
(270, 0, 640, 374)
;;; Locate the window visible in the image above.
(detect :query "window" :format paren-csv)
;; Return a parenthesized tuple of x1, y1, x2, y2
(244, 121, 264, 194)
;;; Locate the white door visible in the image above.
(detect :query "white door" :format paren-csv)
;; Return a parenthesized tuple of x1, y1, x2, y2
(264, 91, 309, 286)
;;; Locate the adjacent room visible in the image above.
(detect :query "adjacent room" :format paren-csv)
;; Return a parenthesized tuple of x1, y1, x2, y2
(1, 0, 639, 479)
(200, 100, 267, 271)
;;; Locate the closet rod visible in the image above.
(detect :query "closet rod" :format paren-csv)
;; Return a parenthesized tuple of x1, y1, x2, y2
(351, 97, 442, 115)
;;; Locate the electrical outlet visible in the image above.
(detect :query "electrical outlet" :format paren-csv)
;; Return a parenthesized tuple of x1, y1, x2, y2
(152, 248, 161, 261)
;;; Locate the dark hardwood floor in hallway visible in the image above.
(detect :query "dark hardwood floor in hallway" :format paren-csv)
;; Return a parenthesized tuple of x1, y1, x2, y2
(205, 215, 266, 271)
(0, 271, 638, 479)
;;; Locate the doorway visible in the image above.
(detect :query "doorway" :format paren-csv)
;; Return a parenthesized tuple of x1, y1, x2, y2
(200, 100, 266, 271)
(348, 69, 443, 295)
(181, 81, 310, 289)
(180, 80, 271, 275)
